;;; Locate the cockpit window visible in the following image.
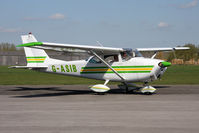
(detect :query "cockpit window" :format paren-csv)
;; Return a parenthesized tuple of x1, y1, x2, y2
(121, 52, 132, 61)
(104, 55, 119, 63)
(120, 50, 143, 61)
(89, 56, 102, 64)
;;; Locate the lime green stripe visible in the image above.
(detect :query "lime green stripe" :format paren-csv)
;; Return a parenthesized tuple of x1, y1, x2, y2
(27, 61, 44, 63)
(17, 42, 43, 47)
(81, 71, 151, 74)
(113, 66, 153, 68)
(26, 56, 46, 59)
(82, 66, 154, 69)
(92, 87, 109, 90)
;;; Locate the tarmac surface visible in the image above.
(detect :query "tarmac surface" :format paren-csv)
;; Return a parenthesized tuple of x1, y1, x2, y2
(0, 85, 199, 133)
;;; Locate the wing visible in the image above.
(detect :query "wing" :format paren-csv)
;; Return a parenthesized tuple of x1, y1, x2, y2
(41, 42, 124, 54)
(17, 34, 189, 54)
(136, 47, 189, 52)
(17, 35, 124, 55)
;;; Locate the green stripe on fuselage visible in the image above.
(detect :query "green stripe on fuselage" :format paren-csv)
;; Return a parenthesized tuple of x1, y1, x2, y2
(82, 65, 154, 69)
(80, 71, 151, 74)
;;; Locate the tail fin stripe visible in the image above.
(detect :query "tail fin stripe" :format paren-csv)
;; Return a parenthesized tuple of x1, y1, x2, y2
(27, 61, 45, 63)
(27, 59, 45, 61)
(26, 56, 47, 63)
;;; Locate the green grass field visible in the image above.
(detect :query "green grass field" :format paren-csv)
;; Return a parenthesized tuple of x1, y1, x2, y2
(152, 65, 199, 84)
(0, 65, 198, 85)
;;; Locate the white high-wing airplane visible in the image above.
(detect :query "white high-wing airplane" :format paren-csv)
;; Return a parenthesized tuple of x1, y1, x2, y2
(12, 33, 189, 94)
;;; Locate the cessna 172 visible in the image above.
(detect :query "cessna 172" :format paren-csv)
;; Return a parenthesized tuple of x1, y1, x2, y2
(12, 33, 189, 94)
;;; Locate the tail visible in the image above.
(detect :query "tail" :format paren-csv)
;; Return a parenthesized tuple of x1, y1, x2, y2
(21, 34, 49, 67)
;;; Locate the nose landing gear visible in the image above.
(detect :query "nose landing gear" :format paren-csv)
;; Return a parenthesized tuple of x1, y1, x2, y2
(118, 82, 156, 95)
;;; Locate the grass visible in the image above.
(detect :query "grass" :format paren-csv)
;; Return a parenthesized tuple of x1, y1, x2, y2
(152, 65, 199, 85)
(0, 66, 104, 85)
(0, 65, 198, 85)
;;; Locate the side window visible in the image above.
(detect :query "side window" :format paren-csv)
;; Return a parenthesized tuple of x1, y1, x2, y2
(89, 56, 102, 64)
(104, 55, 119, 63)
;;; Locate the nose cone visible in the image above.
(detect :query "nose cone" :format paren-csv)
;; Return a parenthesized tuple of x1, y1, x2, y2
(161, 61, 171, 67)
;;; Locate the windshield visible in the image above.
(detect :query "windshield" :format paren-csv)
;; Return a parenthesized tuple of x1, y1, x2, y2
(134, 50, 143, 57)
(121, 50, 143, 61)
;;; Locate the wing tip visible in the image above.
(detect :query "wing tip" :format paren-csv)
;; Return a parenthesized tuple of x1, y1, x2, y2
(16, 42, 43, 47)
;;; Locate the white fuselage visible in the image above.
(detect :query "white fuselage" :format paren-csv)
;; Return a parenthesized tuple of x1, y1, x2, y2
(42, 57, 165, 83)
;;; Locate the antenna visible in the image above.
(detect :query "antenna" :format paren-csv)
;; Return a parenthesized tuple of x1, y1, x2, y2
(96, 41, 103, 47)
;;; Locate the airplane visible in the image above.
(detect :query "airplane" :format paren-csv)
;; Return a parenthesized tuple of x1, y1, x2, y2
(11, 33, 189, 94)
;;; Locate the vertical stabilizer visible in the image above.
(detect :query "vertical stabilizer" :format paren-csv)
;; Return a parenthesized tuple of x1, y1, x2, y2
(21, 33, 49, 67)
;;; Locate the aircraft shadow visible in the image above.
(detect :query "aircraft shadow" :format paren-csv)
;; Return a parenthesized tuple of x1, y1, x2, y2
(11, 85, 170, 98)
(11, 87, 60, 91)
(12, 87, 92, 98)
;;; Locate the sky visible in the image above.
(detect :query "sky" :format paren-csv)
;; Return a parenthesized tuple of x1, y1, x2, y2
(0, 0, 199, 48)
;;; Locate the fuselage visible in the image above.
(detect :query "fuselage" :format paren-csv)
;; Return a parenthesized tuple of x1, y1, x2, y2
(42, 57, 166, 83)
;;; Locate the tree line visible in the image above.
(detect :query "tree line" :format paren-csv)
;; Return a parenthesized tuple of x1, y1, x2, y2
(0, 43, 23, 51)
(0, 43, 17, 51)
(167, 44, 199, 61)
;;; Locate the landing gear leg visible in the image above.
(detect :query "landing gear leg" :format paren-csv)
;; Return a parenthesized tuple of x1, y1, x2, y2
(144, 82, 148, 87)
(125, 86, 129, 93)
(122, 82, 129, 94)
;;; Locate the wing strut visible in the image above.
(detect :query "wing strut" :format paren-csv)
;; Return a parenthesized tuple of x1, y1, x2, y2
(151, 52, 157, 59)
(90, 50, 125, 81)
